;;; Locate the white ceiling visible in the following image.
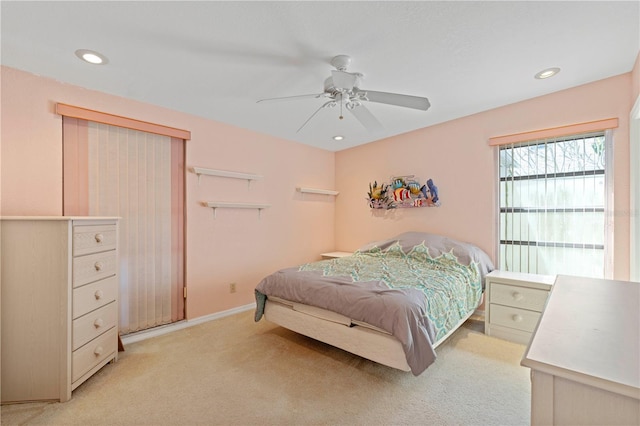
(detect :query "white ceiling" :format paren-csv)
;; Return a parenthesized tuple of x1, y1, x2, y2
(2, 1, 639, 151)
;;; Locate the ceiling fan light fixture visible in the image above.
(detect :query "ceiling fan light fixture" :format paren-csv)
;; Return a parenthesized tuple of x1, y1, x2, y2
(75, 49, 108, 65)
(333, 135, 344, 141)
(534, 67, 560, 79)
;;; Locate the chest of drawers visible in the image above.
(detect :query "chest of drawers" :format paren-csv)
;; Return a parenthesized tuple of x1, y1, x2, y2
(1, 217, 119, 403)
(484, 270, 555, 345)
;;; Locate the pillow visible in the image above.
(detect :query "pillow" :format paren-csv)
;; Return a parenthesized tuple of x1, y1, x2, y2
(357, 231, 495, 278)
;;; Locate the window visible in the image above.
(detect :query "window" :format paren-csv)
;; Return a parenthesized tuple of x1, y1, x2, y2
(498, 131, 611, 278)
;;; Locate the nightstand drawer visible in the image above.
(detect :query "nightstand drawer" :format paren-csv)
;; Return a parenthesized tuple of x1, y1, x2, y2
(490, 282, 549, 312)
(489, 304, 541, 333)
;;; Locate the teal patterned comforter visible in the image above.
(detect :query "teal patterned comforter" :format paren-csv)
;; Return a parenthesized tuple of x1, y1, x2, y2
(301, 243, 483, 342)
(255, 232, 494, 375)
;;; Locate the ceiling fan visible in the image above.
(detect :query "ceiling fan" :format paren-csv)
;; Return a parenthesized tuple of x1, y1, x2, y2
(257, 55, 431, 133)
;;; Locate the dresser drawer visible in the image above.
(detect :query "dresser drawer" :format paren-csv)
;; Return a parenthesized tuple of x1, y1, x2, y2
(73, 276, 118, 319)
(489, 304, 541, 333)
(73, 224, 117, 256)
(72, 326, 117, 383)
(72, 302, 117, 351)
(73, 250, 117, 288)
(490, 282, 549, 312)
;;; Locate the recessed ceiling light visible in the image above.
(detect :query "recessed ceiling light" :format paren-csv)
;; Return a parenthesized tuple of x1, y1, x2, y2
(534, 67, 560, 80)
(333, 135, 344, 141)
(75, 49, 108, 65)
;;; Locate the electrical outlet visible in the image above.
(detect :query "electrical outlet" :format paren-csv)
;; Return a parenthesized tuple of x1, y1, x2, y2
(230, 282, 237, 293)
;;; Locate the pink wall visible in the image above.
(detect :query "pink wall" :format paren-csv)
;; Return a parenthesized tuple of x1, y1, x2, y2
(2, 62, 636, 322)
(335, 73, 633, 280)
(0, 66, 337, 319)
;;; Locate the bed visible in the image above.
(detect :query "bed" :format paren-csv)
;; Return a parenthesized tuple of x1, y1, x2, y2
(254, 232, 494, 375)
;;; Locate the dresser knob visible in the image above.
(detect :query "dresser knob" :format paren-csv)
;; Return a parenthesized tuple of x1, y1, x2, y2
(95, 233, 104, 243)
(94, 262, 103, 271)
(512, 292, 524, 301)
(94, 318, 104, 328)
(94, 290, 103, 300)
(512, 314, 523, 322)
(94, 346, 103, 356)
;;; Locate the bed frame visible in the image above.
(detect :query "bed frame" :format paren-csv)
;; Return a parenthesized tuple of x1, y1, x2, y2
(264, 296, 476, 372)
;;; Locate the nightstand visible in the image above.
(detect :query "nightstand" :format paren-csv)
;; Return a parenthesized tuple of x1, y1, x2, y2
(320, 251, 352, 260)
(485, 270, 555, 345)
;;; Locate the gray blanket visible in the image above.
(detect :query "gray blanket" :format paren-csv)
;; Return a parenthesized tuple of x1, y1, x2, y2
(255, 268, 436, 375)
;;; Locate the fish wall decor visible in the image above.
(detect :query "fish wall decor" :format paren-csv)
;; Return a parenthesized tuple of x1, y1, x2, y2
(367, 175, 440, 209)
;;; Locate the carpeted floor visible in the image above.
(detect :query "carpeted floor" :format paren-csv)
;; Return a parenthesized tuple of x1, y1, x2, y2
(1, 312, 531, 425)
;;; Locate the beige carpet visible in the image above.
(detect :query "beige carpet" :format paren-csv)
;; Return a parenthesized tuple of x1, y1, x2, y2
(1, 312, 531, 425)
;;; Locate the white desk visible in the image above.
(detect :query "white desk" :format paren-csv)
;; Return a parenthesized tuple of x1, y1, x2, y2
(521, 275, 640, 425)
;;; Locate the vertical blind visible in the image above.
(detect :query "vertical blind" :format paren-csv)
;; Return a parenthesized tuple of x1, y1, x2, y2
(62, 111, 186, 335)
(87, 122, 176, 332)
(498, 131, 610, 278)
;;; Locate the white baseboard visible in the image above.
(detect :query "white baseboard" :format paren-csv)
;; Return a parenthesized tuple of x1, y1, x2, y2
(120, 302, 257, 346)
(121, 302, 484, 346)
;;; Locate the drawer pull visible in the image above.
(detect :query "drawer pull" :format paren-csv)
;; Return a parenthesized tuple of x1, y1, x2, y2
(94, 262, 103, 271)
(512, 292, 524, 301)
(512, 314, 524, 322)
(94, 346, 104, 356)
(95, 233, 104, 243)
(94, 290, 104, 300)
(94, 318, 104, 328)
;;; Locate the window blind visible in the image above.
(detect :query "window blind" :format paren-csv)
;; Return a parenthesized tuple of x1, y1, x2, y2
(63, 115, 185, 334)
(498, 131, 611, 278)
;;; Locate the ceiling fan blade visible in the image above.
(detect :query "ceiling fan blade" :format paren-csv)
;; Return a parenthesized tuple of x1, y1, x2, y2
(355, 89, 431, 111)
(296, 100, 336, 133)
(331, 70, 358, 90)
(257, 93, 324, 104)
(347, 102, 383, 132)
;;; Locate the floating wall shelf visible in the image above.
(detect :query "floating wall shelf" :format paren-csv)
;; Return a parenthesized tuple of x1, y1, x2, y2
(296, 187, 339, 196)
(193, 167, 263, 188)
(203, 202, 270, 219)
